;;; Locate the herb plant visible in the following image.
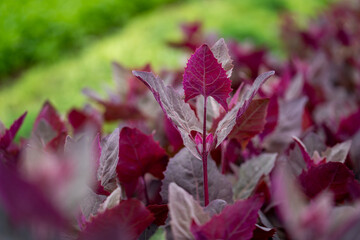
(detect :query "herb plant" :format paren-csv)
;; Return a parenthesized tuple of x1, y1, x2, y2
(1, 1, 360, 239)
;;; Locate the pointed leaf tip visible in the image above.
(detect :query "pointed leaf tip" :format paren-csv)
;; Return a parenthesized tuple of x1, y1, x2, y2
(183, 44, 232, 111)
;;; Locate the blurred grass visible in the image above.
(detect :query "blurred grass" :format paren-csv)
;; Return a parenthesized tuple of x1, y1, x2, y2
(0, 0, 331, 138)
(0, 0, 181, 81)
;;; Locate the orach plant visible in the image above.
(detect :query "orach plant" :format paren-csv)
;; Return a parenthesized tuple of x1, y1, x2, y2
(133, 39, 274, 206)
(2, 1, 360, 239)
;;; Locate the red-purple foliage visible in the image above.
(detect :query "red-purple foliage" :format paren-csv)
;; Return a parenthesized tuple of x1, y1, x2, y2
(183, 44, 232, 111)
(191, 196, 263, 240)
(78, 199, 154, 240)
(299, 162, 360, 202)
(2, 1, 360, 239)
(116, 127, 168, 200)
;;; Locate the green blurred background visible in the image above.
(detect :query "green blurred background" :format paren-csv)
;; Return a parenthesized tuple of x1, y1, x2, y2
(0, 0, 331, 140)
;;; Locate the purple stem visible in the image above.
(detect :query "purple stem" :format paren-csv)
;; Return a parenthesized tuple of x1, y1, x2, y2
(202, 97, 209, 206)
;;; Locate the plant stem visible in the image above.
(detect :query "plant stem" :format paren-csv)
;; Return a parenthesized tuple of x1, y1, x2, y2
(202, 97, 209, 206)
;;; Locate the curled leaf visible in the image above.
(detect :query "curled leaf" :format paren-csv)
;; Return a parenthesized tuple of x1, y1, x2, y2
(133, 71, 202, 159)
(215, 71, 275, 147)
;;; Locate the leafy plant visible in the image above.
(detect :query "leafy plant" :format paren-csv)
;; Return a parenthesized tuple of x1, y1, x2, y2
(134, 39, 274, 206)
(2, 1, 360, 239)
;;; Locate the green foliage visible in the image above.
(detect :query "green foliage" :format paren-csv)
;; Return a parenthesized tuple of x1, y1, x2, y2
(0, 0, 178, 81)
(0, 0, 331, 140)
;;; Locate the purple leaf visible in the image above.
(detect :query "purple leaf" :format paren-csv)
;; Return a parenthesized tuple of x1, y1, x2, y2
(228, 98, 269, 145)
(263, 97, 307, 151)
(183, 44, 232, 111)
(272, 164, 307, 224)
(211, 38, 234, 78)
(161, 148, 233, 205)
(302, 132, 327, 157)
(163, 116, 183, 152)
(32, 101, 67, 150)
(147, 204, 168, 226)
(98, 187, 122, 213)
(293, 137, 313, 168)
(299, 162, 359, 202)
(80, 188, 107, 220)
(234, 153, 277, 200)
(191, 196, 263, 240)
(116, 127, 168, 197)
(133, 71, 202, 159)
(0, 162, 65, 228)
(102, 103, 145, 122)
(336, 107, 360, 140)
(168, 183, 210, 240)
(252, 225, 276, 240)
(78, 199, 154, 240)
(204, 199, 227, 217)
(215, 71, 275, 147)
(323, 140, 352, 164)
(272, 164, 333, 240)
(97, 128, 120, 192)
(259, 96, 278, 139)
(0, 112, 27, 149)
(328, 210, 360, 240)
(68, 108, 102, 133)
(350, 130, 360, 174)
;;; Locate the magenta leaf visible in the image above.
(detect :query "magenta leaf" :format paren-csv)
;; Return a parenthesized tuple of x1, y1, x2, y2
(0, 162, 65, 228)
(78, 199, 154, 240)
(299, 162, 360, 202)
(147, 204, 168, 226)
(0, 112, 27, 149)
(32, 101, 67, 150)
(116, 127, 168, 197)
(191, 196, 263, 240)
(336, 107, 360, 140)
(163, 116, 183, 152)
(215, 71, 275, 147)
(293, 137, 313, 168)
(68, 108, 102, 133)
(272, 164, 333, 240)
(102, 103, 145, 122)
(83, 88, 145, 122)
(183, 44, 232, 111)
(259, 96, 278, 139)
(228, 98, 269, 145)
(133, 70, 202, 159)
